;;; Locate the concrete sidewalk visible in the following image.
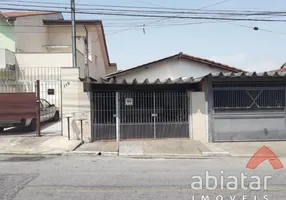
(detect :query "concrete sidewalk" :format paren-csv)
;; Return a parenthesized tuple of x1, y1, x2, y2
(0, 136, 82, 155)
(205, 141, 286, 157)
(68, 140, 286, 158)
(119, 139, 211, 157)
(66, 139, 211, 158)
(69, 139, 212, 157)
(68, 141, 119, 156)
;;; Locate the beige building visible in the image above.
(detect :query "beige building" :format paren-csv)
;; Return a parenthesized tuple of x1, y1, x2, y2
(0, 11, 117, 141)
(0, 11, 117, 78)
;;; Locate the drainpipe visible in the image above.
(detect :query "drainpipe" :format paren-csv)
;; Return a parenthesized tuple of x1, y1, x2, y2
(84, 25, 89, 80)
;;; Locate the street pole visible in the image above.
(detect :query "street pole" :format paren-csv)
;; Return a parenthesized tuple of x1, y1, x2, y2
(71, 0, 77, 67)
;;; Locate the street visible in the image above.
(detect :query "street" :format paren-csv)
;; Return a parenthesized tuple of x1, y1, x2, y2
(0, 155, 285, 200)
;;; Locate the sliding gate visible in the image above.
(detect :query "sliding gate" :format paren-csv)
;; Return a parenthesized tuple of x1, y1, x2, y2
(93, 91, 189, 141)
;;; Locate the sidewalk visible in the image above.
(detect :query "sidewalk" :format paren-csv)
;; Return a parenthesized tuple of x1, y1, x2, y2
(67, 141, 119, 156)
(66, 139, 212, 158)
(119, 139, 210, 157)
(205, 141, 286, 157)
(0, 136, 82, 155)
(68, 140, 286, 158)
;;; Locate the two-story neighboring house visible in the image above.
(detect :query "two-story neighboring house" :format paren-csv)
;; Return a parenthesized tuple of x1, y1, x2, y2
(0, 11, 117, 79)
(0, 11, 117, 139)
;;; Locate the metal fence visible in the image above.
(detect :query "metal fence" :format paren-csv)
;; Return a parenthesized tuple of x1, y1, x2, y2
(0, 67, 61, 81)
(0, 67, 62, 136)
(93, 91, 189, 141)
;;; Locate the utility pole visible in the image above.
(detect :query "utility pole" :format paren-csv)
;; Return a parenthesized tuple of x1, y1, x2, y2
(71, 0, 77, 67)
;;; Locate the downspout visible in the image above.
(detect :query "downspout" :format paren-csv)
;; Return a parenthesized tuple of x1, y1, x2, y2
(84, 25, 89, 80)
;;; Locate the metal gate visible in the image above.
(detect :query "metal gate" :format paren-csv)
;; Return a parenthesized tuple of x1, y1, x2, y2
(212, 83, 286, 142)
(93, 92, 116, 140)
(93, 91, 189, 141)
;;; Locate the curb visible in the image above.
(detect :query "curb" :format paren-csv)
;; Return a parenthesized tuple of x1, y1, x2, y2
(125, 155, 207, 159)
(62, 151, 118, 156)
(202, 152, 231, 157)
(0, 152, 62, 156)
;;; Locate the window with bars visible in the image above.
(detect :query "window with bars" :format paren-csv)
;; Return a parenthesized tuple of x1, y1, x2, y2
(214, 89, 285, 109)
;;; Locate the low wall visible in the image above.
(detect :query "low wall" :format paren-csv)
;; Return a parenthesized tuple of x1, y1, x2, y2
(191, 92, 208, 143)
(61, 68, 91, 142)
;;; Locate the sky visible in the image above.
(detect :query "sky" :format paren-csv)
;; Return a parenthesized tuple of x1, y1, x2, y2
(15, 0, 286, 71)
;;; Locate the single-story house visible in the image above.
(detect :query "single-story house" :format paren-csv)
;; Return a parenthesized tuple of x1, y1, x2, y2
(83, 71, 286, 143)
(77, 53, 286, 143)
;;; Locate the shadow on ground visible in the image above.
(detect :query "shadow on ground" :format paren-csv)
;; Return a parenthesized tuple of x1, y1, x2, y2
(0, 120, 61, 137)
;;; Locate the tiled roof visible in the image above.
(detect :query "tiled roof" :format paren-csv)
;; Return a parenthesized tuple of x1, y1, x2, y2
(207, 71, 286, 78)
(82, 71, 286, 85)
(106, 52, 246, 78)
(84, 77, 201, 85)
(179, 53, 246, 73)
(2, 11, 59, 18)
(272, 68, 286, 72)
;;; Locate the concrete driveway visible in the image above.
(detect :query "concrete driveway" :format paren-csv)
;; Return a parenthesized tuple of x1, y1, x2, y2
(0, 136, 81, 155)
(1, 121, 61, 137)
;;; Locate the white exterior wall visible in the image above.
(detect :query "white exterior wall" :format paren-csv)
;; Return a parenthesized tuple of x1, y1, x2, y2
(14, 13, 63, 52)
(61, 68, 91, 142)
(0, 49, 16, 68)
(5, 49, 16, 66)
(16, 53, 73, 68)
(0, 49, 5, 68)
(115, 59, 229, 82)
(191, 92, 208, 143)
(89, 29, 108, 78)
(47, 25, 107, 79)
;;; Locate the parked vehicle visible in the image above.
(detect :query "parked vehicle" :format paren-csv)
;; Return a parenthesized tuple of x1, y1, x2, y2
(0, 99, 59, 132)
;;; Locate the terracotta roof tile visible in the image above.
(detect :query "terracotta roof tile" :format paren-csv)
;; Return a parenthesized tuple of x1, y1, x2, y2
(178, 52, 246, 73)
(272, 68, 286, 72)
(2, 11, 59, 18)
(107, 52, 246, 78)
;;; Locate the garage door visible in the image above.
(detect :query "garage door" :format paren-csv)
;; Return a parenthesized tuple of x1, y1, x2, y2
(212, 83, 286, 142)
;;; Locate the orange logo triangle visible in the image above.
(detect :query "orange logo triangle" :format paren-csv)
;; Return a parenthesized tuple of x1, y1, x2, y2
(246, 146, 284, 170)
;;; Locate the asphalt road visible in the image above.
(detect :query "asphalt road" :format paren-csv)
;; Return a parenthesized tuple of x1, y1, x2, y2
(0, 155, 285, 200)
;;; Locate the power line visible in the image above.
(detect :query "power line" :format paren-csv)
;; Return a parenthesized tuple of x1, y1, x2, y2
(199, 0, 232, 10)
(228, 22, 286, 35)
(1, 7, 286, 21)
(1, 0, 286, 13)
(0, 0, 237, 11)
(2, 2, 286, 17)
(129, 0, 163, 8)
(1, 1, 286, 37)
